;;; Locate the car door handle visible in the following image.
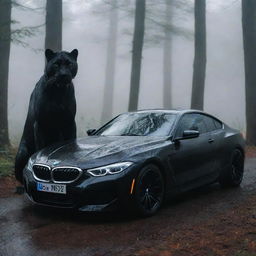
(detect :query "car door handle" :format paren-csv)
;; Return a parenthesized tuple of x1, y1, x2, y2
(208, 138, 214, 143)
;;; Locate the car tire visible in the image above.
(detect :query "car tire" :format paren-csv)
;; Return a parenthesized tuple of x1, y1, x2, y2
(133, 164, 164, 217)
(219, 149, 244, 187)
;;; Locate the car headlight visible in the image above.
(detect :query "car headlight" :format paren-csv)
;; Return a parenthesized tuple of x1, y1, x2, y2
(27, 158, 34, 171)
(87, 162, 133, 177)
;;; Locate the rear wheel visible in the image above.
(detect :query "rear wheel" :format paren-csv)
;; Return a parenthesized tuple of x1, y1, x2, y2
(133, 164, 164, 217)
(219, 149, 244, 187)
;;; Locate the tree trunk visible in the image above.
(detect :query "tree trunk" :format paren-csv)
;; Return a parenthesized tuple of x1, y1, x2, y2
(0, 0, 11, 147)
(191, 0, 206, 110)
(128, 0, 146, 112)
(45, 0, 62, 51)
(101, 0, 118, 124)
(163, 0, 172, 109)
(242, 0, 256, 145)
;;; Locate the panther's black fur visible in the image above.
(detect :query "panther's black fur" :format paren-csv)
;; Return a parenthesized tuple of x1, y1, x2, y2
(15, 49, 78, 183)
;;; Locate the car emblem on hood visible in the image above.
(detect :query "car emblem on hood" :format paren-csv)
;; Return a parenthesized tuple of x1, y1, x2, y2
(49, 160, 61, 166)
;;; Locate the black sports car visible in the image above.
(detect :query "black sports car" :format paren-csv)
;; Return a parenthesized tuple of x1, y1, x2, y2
(23, 109, 245, 216)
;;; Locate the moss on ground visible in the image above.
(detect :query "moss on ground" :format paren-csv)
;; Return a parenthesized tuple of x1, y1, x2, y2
(0, 148, 15, 177)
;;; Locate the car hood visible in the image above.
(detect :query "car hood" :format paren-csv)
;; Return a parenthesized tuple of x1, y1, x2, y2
(34, 136, 168, 168)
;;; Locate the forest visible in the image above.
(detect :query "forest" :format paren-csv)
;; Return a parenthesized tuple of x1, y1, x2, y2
(2, 1, 256, 256)
(0, 0, 254, 148)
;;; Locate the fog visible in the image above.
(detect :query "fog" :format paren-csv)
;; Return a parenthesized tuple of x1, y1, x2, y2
(8, 0, 245, 145)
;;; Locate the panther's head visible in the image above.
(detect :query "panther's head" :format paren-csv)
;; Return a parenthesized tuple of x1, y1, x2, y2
(44, 49, 78, 87)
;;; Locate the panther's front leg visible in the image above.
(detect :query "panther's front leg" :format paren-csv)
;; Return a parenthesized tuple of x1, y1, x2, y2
(15, 139, 30, 183)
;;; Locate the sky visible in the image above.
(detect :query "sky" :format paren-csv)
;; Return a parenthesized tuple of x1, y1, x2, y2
(8, 0, 245, 145)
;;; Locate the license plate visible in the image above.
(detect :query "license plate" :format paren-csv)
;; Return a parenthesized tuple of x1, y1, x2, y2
(37, 182, 66, 194)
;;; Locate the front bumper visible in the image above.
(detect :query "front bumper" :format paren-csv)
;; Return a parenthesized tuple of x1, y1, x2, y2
(23, 164, 139, 212)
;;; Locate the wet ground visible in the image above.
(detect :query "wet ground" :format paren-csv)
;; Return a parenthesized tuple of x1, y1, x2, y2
(1, 159, 256, 256)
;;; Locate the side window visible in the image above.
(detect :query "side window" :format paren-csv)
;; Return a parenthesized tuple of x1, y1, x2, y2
(202, 115, 216, 132)
(176, 114, 196, 137)
(176, 114, 207, 137)
(193, 114, 207, 134)
(202, 115, 223, 131)
(214, 119, 222, 129)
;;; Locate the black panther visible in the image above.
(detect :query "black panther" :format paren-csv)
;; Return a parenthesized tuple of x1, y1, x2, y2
(15, 49, 78, 183)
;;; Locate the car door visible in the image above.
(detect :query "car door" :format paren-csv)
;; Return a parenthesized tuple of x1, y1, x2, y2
(202, 114, 225, 177)
(170, 113, 217, 191)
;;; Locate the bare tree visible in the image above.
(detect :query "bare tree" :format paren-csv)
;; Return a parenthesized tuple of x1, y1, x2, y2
(128, 0, 146, 111)
(0, 0, 41, 148)
(242, 0, 256, 145)
(0, 0, 11, 147)
(101, 0, 118, 124)
(163, 0, 172, 109)
(191, 0, 206, 110)
(140, 0, 192, 109)
(90, 0, 191, 114)
(45, 0, 62, 51)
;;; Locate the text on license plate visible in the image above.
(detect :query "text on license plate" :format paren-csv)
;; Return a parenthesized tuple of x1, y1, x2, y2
(37, 182, 66, 194)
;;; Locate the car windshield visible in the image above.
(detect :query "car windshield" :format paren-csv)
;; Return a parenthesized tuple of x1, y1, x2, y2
(96, 112, 177, 136)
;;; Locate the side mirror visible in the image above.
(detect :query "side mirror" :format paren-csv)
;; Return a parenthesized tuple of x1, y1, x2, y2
(173, 130, 199, 142)
(182, 130, 200, 139)
(87, 129, 96, 136)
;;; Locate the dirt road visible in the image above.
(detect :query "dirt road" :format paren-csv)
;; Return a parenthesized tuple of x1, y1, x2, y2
(1, 159, 256, 256)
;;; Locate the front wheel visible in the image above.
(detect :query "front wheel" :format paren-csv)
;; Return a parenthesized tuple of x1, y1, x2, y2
(219, 149, 244, 187)
(133, 164, 164, 217)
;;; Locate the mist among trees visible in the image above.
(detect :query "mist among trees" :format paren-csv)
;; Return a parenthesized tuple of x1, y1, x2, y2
(0, 0, 253, 147)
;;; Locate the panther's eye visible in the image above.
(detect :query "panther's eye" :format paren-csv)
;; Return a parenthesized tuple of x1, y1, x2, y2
(53, 63, 59, 69)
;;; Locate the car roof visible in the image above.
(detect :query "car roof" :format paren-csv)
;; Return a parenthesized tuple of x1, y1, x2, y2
(126, 108, 204, 115)
(124, 109, 223, 122)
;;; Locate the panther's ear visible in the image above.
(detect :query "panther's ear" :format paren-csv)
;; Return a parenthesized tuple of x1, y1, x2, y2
(45, 49, 55, 62)
(70, 49, 78, 61)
